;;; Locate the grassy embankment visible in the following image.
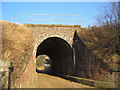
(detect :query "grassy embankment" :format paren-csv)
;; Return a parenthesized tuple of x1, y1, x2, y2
(77, 26, 120, 71)
(1, 20, 33, 86)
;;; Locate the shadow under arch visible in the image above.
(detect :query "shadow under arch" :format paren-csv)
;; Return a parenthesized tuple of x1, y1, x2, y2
(36, 37, 74, 75)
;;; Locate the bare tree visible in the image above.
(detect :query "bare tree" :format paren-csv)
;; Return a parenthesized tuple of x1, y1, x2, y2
(96, 2, 119, 26)
(92, 2, 120, 71)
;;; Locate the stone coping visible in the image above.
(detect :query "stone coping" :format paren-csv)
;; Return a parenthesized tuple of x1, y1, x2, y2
(24, 24, 81, 27)
(61, 75, 118, 88)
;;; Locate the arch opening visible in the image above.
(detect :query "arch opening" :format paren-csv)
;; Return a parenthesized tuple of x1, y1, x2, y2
(36, 55, 51, 73)
(36, 37, 73, 75)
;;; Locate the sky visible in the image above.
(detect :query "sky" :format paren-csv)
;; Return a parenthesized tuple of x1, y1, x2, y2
(2, 2, 111, 27)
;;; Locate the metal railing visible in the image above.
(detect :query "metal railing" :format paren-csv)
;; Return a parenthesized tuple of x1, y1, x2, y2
(11, 13, 82, 25)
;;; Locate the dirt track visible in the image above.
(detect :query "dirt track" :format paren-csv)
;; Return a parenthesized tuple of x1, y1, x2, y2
(27, 73, 94, 88)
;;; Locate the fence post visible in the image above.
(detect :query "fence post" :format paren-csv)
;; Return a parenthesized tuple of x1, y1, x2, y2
(0, 59, 13, 89)
(0, 73, 2, 89)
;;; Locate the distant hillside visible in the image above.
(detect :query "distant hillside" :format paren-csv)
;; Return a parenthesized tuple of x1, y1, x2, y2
(1, 20, 33, 86)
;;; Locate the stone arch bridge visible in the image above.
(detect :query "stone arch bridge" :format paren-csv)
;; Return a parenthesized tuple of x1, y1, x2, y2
(8, 24, 118, 88)
(26, 24, 116, 81)
(32, 25, 79, 75)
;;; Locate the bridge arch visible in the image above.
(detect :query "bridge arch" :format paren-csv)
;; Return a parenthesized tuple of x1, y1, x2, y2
(34, 37, 73, 75)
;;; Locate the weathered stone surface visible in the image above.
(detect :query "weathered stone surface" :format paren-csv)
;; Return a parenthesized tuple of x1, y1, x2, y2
(29, 26, 80, 56)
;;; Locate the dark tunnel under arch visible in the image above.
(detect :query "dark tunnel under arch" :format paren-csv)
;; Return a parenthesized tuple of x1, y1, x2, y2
(36, 37, 74, 75)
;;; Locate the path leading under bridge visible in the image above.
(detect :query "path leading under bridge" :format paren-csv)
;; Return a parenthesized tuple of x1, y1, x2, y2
(25, 73, 94, 88)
